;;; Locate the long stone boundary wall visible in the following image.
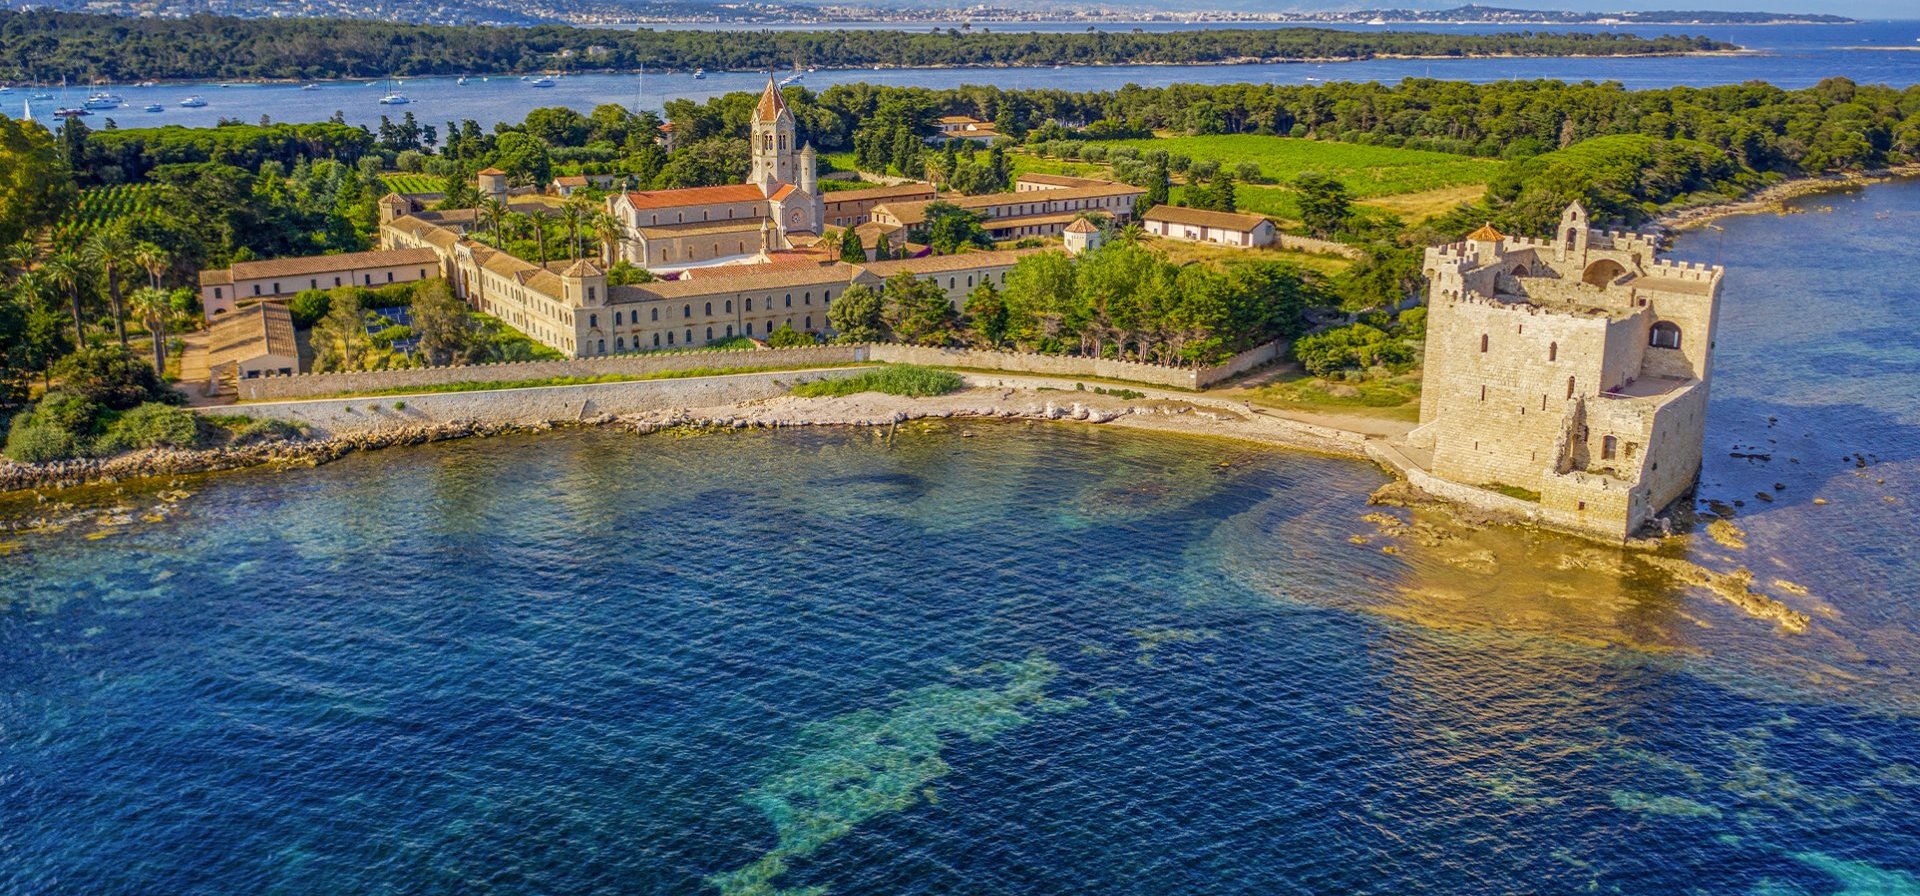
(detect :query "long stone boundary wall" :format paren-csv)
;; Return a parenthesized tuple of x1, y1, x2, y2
(209, 368, 864, 437)
(235, 339, 1288, 402)
(1277, 234, 1364, 259)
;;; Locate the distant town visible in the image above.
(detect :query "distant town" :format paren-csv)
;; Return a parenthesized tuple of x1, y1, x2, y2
(4, 1, 1857, 28)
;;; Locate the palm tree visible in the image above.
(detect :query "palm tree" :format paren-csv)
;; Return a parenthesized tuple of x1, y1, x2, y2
(134, 242, 171, 291)
(1118, 223, 1144, 246)
(528, 212, 548, 263)
(83, 225, 135, 346)
(479, 197, 509, 249)
(43, 250, 89, 344)
(591, 210, 625, 267)
(560, 200, 590, 259)
(129, 286, 173, 371)
(3, 240, 37, 281)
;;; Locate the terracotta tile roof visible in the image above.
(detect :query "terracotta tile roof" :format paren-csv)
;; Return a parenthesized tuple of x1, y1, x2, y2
(208, 303, 298, 368)
(226, 248, 441, 282)
(1017, 173, 1118, 189)
(1467, 222, 1506, 242)
(476, 167, 506, 176)
(1064, 217, 1100, 233)
(874, 183, 1143, 226)
(1143, 205, 1272, 233)
(562, 258, 603, 277)
(856, 248, 1040, 279)
(822, 183, 937, 205)
(753, 77, 790, 122)
(621, 184, 768, 211)
(769, 183, 798, 201)
(610, 263, 859, 302)
(553, 175, 589, 186)
(199, 269, 232, 287)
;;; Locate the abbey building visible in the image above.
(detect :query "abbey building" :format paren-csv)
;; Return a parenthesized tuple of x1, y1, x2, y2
(1402, 203, 1723, 539)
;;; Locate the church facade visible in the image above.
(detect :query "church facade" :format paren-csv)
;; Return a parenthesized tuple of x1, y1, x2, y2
(607, 78, 823, 274)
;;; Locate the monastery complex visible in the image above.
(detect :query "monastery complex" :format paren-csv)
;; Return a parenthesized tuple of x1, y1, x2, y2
(1400, 203, 1723, 539)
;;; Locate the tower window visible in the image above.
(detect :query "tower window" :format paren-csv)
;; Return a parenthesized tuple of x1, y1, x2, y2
(1602, 436, 1618, 460)
(1480, 334, 1489, 353)
(1548, 341, 1557, 362)
(1650, 321, 1683, 349)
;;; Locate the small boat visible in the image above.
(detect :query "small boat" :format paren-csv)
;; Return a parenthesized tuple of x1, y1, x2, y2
(528, 76, 555, 88)
(54, 107, 90, 118)
(30, 92, 55, 101)
(379, 92, 410, 105)
(301, 83, 319, 91)
(693, 68, 706, 79)
(179, 96, 207, 107)
(456, 76, 469, 85)
(143, 103, 164, 112)
(83, 92, 125, 109)
(0, 86, 10, 94)
(135, 80, 158, 87)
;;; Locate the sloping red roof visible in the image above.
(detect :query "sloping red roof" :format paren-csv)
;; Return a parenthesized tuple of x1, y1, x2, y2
(476, 167, 506, 176)
(1467, 222, 1506, 242)
(621, 184, 768, 211)
(769, 183, 798, 201)
(753, 77, 789, 122)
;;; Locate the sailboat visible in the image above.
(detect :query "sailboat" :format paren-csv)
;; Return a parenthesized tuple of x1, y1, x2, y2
(378, 75, 410, 105)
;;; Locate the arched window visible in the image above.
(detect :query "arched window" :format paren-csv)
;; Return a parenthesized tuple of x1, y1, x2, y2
(614, 311, 623, 325)
(597, 339, 605, 353)
(1602, 435, 1618, 460)
(726, 325, 734, 337)
(651, 308, 659, 322)
(616, 337, 625, 350)
(706, 327, 713, 341)
(589, 313, 598, 328)
(1650, 321, 1682, 349)
(746, 299, 754, 312)
(785, 294, 792, 308)
(683, 305, 691, 319)
(725, 300, 733, 313)
(685, 329, 693, 344)
(705, 302, 712, 316)
(805, 316, 811, 329)
(654, 333, 661, 347)
(1480, 334, 1489, 353)
(1567, 376, 1576, 399)
(1548, 342, 1557, 362)
(667, 331, 674, 345)
(746, 322, 754, 335)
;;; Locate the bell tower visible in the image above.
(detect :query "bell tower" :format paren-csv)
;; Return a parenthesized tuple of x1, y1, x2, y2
(749, 77, 796, 194)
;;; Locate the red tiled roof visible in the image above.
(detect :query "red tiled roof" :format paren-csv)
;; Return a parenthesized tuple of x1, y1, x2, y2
(621, 184, 767, 210)
(753, 77, 789, 122)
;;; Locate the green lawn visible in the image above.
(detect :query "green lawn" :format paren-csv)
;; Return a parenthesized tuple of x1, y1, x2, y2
(1104, 135, 1504, 200)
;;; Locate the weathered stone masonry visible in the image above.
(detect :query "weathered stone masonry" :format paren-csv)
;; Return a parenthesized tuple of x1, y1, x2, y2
(1402, 203, 1723, 539)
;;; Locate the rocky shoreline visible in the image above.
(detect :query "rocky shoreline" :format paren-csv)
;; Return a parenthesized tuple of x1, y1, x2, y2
(0, 386, 1366, 505)
(1656, 166, 1920, 232)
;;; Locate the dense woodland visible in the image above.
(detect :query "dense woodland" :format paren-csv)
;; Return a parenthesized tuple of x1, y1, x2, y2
(0, 12, 1730, 82)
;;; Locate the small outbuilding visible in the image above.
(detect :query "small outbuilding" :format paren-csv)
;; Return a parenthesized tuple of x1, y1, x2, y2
(1141, 206, 1277, 249)
(206, 302, 300, 395)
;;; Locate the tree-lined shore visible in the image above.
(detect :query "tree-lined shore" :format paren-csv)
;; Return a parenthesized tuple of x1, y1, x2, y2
(0, 11, 1732, 83)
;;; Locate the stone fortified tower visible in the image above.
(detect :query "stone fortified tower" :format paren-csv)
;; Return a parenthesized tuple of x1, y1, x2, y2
(1404, 203, 1723, 539)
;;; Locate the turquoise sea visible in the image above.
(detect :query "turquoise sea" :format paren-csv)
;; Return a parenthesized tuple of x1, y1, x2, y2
(3, 181, 1920, 893)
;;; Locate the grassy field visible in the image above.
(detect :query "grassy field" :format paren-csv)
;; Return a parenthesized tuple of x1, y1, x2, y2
(381, 173, 442, 194)
(1103, 136, 1504, 200)
(1246, 368, 1423, 421)
(1145, 236, 1354, 276)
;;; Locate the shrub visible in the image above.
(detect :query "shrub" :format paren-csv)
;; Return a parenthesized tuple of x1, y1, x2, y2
(96, 402, 202, 452)
(767, 324, 814, 348)
(288, 289, 332, 327)
(791, 364, 964, 398)
(1, 389, 102, 462)
(53, 345, 180, 410)
(1291, 323, 1416, 377)
(231, 418, 308, 445)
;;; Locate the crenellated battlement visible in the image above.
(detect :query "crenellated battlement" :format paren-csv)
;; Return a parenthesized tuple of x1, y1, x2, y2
(1642, 259, 1724, 283)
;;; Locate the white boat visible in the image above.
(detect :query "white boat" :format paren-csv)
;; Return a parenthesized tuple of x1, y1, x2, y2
(693, 68, 706, 79)
(301, 83, 319, 91)
(83, 92, 125, 109)
(528, 76, 555, 88)
(379, 92, 410, 105)
(179, 96, 207, 107)
(143, 103, 164, 112)
(30, 92, 54, 101)
(457, 76, 469, 85)
(135, 80, 158, 87)
(0, 86, 10, 94)
(55, 107, 90, 118)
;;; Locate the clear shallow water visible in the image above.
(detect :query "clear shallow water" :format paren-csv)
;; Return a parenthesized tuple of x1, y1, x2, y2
(9, 21, 1916, 130)
(4, 183, 1920, 894)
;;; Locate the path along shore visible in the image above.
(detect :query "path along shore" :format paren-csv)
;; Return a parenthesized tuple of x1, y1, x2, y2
(1656, 166, 1920, 232)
